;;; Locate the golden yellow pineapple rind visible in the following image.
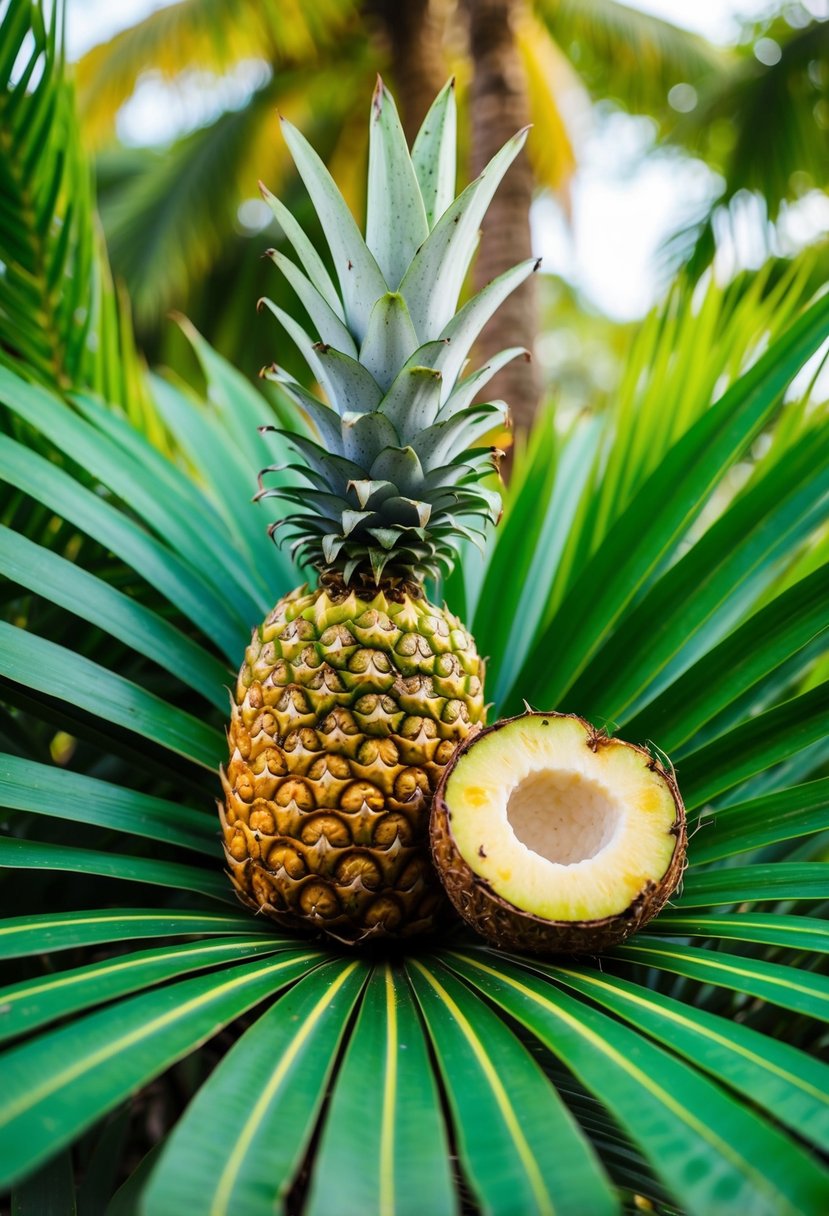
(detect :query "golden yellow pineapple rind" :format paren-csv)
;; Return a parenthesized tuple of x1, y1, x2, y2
(221, 586, 485, 942)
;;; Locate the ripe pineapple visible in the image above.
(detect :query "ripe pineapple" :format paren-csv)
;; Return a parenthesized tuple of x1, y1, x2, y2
(221, 79, 538, 943)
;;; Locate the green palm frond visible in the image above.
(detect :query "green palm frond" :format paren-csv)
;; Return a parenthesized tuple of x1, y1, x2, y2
(536, 0, 725, 121)
(95, 63, 370, 329)
(2, 277, 829, 1210)
(0, 0, 153, 431)
(97, 90, 281, 328)
(664, 15, 829, 275)
(682, 16, 829, 208)
(468, 258, 824, 705)
(75, 0, 360, 148)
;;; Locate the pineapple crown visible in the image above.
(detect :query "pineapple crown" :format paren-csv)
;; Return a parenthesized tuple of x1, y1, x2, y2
(256, 77, 539, 586)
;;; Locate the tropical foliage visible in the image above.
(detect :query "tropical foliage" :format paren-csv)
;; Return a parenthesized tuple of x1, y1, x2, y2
(74, 0, 721, 344)
(0, 0, 153, 431)
(2, 2, 829, 1214)
(668, 7, 829, 273)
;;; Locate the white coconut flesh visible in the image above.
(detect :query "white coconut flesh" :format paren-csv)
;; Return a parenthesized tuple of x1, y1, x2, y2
(445, 715, 679, 922)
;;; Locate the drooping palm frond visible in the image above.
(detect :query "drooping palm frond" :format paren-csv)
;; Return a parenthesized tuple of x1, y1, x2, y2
(97, 85, 284, 328)
(94, 60, 372, 332)
(664, 14, 829, 276)
(514, 12, 581, 199)
(535, 0, 725, 124)
(74, 0, 726, 356)
(0, 0, 154, 433)
(74, 0, 359, 149)
(73, 2, 376, 332)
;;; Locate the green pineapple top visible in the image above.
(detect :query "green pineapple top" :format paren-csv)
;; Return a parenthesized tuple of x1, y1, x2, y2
(257, 77, 538, 586)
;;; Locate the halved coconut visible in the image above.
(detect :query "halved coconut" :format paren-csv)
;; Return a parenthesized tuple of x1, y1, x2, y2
(430, 711, 686, 955)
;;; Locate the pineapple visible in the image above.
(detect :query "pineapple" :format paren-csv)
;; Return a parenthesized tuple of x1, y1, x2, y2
(220, 79, 538, 943)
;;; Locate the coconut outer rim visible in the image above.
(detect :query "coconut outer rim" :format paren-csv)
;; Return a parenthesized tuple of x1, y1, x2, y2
(429, 710, 688, 956)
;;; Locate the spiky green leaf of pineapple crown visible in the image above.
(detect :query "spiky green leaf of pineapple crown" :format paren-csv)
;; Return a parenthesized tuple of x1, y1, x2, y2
(256, 77, 539, 585)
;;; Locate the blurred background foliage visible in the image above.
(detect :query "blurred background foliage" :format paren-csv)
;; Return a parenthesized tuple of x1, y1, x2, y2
(70, 0, 829, 431)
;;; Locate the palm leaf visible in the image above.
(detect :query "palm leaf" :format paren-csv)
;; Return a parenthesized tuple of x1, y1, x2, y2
(687, 780, 829, 864)
(0, 935, 287, 1045)
(306, 965, 457, 1216)
(408, 958, 617, 1216)
(0, 621, 224, 768)
(0, 753, 218, 853)
(666, 18, 829, 272)
(0, 951, 320, 1190)
(536, 0, 725, 122)
(509, 287, 829, 712)
(648, 911, 829, 953)
(0, 526, 231, 710)
(0, 0, 151, 423)
(473, 266, 820, 702)
(446, 950, 829, 1216)
(94, 66, 369, 328)
(614, 940, 829, 1021)
(0, 838, 232, 905)
(74, 0, 359, 149)
(536, 961, 829, 1153)
(0, 908, 265, 959)
(144, 961, 367, 1216)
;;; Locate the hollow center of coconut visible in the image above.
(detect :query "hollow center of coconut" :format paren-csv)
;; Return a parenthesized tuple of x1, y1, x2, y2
(506, 770, 619, 865)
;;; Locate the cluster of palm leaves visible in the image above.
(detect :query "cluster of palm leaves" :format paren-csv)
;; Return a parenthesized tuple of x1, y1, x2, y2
(75, 0, 723, 363)
(2, 2, 829, 1213)
(76, 1, 829, 361)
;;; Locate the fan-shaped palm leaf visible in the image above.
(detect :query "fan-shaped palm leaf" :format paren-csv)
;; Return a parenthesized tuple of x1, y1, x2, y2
(2, 276, 829, 1210)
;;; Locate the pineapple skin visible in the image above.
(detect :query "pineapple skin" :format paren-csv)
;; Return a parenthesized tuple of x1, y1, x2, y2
(221, 584, 485, 943)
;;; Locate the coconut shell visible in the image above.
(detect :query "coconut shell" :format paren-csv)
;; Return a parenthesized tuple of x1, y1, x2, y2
(429, 711, 687, 956)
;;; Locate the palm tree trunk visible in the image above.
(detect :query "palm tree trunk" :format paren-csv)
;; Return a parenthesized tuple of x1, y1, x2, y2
(464, 0, 540, 446)
(367, 0, 449, 144)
